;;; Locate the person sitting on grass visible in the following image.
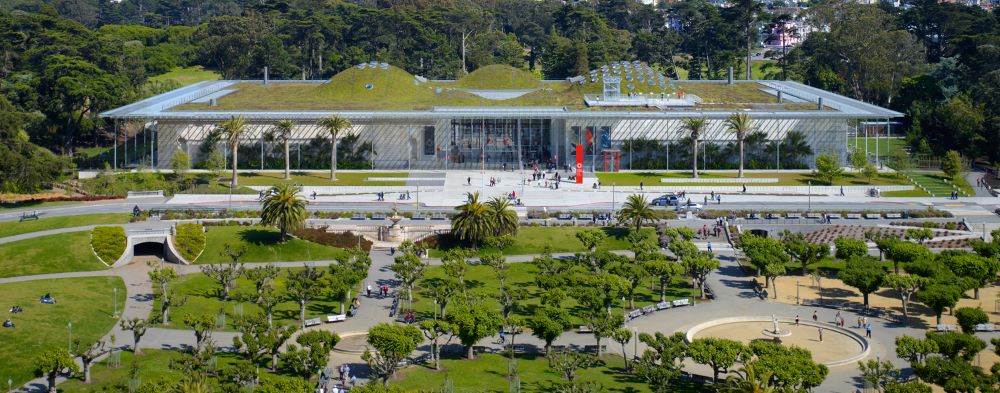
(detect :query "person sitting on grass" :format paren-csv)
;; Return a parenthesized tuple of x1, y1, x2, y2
(3, 319, 13, 328)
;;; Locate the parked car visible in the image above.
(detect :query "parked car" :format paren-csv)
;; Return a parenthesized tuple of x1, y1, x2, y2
(651, 194, 679, 206)
(677, 201, 703, 212)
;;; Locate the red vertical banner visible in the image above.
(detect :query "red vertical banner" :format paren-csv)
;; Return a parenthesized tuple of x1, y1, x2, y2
(575, 144, 584, 184)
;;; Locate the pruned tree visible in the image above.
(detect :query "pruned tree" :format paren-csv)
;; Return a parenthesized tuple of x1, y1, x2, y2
(281, 330, 340, 378)
(839, 257, 886, 307)
(34, 349, 79, 393)
(576, 228, 608, 253)
(688, 338, 746, 382)
(883, 274, 928, 319)
(391, 252, 425, 306)
(244, 264, 280, 303)
(418, 320, 454, 371)
(72, 339, 109, 383)
(610, 327, 635, 372)
(119, 317, 151, 355)
(232, 312, 295, 371)
(363, 323, 422, 387)
(682, 251, 720, 299)
(548, 349, 597, 387)
(447, 298, 503, 359)
(528, 306, 571, 356)
(202, 246, 246, 300)
(285, 265, 325, 328)
(643, 256, 683, 302)
(182, 313, 216, 350)
(148, 262, 185, 325)
(635, 332, 689, 393)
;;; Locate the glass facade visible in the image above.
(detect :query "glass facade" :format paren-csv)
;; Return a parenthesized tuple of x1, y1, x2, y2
(447, 118, 552, 170)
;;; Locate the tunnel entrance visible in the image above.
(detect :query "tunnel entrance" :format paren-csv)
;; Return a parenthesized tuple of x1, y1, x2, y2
(132, 241, 165, 264)
(748, 229, 769, 238)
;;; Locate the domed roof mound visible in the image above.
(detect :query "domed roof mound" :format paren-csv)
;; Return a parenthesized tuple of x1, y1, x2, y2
(320, 63, 430, 99)
(455, 65, 541, 89)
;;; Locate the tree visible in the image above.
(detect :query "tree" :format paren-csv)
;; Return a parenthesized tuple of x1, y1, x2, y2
(741, 235, 789, 299)
(285, 265, 324, 327)
(905, 228, 933, 245)
(918, 284, 962, 324)
(849, 147, 869, 172)
(281, 330, 340, 378)
(317, 115, 351, 180)
(34, 349, 79, 393)
(548, 349, 597, 387)
(391, 252, 425, 306)
(529, 306, 571, 356)
(887, 241, 933, 274)
(682, 251, 720, 299)
(200, 258, 244, 301)
(924, 331, 985, 361)
(885, 382, 933, 393)
(182, 313, 216, 350)
(452, 192, 493, 247)
(862, 162, 878, 184)
(148, 263, 184, 325)
(643, 256, 683, 302)
(442, 248, 472, 294)
(746, 341, 828, 389)
(835, 236, 869, 260)
(725, 113, 754, 177)
(783, 231, 830, 274)
(688, 338, 746, 382)
(610, 327, 634, 372)
(814, 153, 843, 184)
(576, 228, 608, 253)
(884, 274, 929, 319)
(616, 194, 657, 232)
(940, 251, 999, 299)
(615, 259, 648, 309)
(485, 196, 518, 237)
(274, 119, 294, 180)
(259, 184, 307, 242)
(363, 323, 422, 387)
(895, 335, 938, 365)
(418, 320, 453, 371)
(838, 257, 886, 307)
(635, 332, 688, 393)
(217, 115, 247, 188)
(171, 149, 190, 177)
(858, 358, 900, 393)
(681, 117, 706, 177)
(72, 339, 108, 384)
(420, 276, 461, 318)
(954, 307, 988, 334)
(942, 150, 963, 180)
(721, 361, 779, 393)
(244, 264, 280, 304)
(119, 317, 150, 355)
(447, 299, 502, 359)
(232, 313, 295, 371)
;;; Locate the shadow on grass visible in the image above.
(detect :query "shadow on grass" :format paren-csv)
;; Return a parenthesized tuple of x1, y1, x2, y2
(238, 228, 283, 246)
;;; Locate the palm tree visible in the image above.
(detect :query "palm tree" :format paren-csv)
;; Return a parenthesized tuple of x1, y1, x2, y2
(485, 197, 518, 237)
(274, 119, 294, 180)
(259, 184, 307, 243)
(726, 113, 754, 177)
(317, 115, 352, 181)
(616, 194, 656, 232)
(681, 117, 707, 178)
(452, 192, 493, 247)
(217, 116, 247, 188)
(720, 362, 778, 393)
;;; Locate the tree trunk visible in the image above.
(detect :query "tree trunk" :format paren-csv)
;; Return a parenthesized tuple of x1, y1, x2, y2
(692, 139, 699, 178)
(660, 277, 667, 302)
(738, 139, 745, 178)
(863, 292, 869, 307)
(466, 344, 475, 359)
(299, 300, 306, 327)
(47, 373, 57, 393)
(83, 361, 92, 383)
(975, 287, 980, 299)
(770, 277, 778, 300)
(133, 335, 142, 355)
(433, 342, 441, 370)
(901, 297, 909, 318)
(271, 352, 279, 371)
(936, 312, 942, 325)
(595, 336, 603, 357)
(283, 139, 291, 180)
(231, 141, 239, 188)
(545, 342, 552, 357)
(629, 294, 635, 310)
(162, 305, 170, 325)
(330, 135, 338, 181)
(621, 342, 629, 372)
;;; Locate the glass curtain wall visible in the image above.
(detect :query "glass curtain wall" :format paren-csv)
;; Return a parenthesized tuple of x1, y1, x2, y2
(448, 118, 552, 170)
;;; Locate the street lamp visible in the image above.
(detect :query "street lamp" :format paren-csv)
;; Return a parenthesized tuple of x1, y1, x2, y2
(113, 287, 118, 318)
(8, 377, 12, 393)
(68, 322, 72, 352)
(796, 279, 800, 305)
(807, 181, 812, 211)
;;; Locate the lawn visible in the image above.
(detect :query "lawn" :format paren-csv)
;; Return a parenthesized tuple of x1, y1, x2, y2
(0, 213, 130, 238)
(235, 171, 408, 187)
(148, 66, 220, 86)
(0, 277, 125, 387)
(151, 270, 348, 331)
(428, 227, 655, 257)
(905, 172, 974, 197)
(58, 349, 311, 392)
(848, 137, 906, 157)
(0, 231, 108, 278)
(596, 171, 913, 187)
(410, 257, 695, 325)
(195, 225, 349, 263)
(674, 81, 774, 103)
(392, 353, 703, 392)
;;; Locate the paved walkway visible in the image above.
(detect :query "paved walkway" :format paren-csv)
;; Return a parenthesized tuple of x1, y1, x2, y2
(967, 171, 995, 198)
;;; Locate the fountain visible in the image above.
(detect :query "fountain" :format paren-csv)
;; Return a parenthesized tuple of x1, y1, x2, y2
(386, 204, 405, 242)
(761, 314, 792, 342)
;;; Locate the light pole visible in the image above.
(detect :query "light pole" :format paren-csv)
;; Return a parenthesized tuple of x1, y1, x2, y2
(612, 182, 616, 213)
(433, 299, 438, 320)
(807, 181, 812, 211)
(632, 326, 638, 365)
(8, 377, 11, 393)
(113, 287, 118, 318)
(796, 279, 800, 305)
(68, 322, 72, 352)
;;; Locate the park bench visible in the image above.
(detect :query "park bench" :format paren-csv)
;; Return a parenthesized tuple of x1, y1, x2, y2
(503, 344, 528, 354)
(351, 213, 366, 220)
(936, 324, 958, 332)
(975, 324, 996, 332)
(642, 305, 656, 314)
(655, 302, 672, 310)
(827, 213, 842, 219)
(413, 353, 432, 365)
(371, 213, 387, 220)
(430, 213, 447, 220)
(625, 310, 641, 320)
(304, 318, 322, 327)
(583, 345, 607, 354)
(802, 299, 818, 306)
(846, 213, 862, 219)
(19, 211, 39, 222)
(864, 213, 881, 219)
(411, 213, 425, 220)
(672, 299, 690, 307)
(748, 213, 761, 219)
(786, 213, 802, 219)
(885, 213, 903, 219)
(766, 213, 782, 219)
(473, 345, 493, 354)
(804, 213, 821, 219)
(550, 345, 567, 353)
(576, 325, 593, 334)
(326, 314, 347, 323)
(577, 213, 594, 221)
(557, 213, 573, 220)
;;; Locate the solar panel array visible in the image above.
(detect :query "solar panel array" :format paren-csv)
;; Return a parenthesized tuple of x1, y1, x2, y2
(586, 61, 670, 91)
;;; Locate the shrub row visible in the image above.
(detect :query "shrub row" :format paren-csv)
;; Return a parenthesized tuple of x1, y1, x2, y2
(525, 210, 678, 220)
(290, 227, 373, 252)
(173, 223, 206, 261)
(697, 207, 952, 219)
(160, 210, 451, 220)
(889, 221, 967, 231)
(91, 226, 126, 264)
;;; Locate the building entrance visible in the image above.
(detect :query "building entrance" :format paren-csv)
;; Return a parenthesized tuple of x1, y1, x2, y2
(448, 118, 553, 170)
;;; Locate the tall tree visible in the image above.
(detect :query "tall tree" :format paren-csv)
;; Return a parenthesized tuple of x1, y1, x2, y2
(201, 251, 244, 301)
(617, 194, 656, 232)
(34, 349, 79, 393)
(285, 265, 324, 328)
(317, 115, 351, 181)
(259, 184, 307, 242)
(839, 257, 886, 307)
(453, 192, 493, 247)
(681, 117, 706, 178)
(725, 113, 754, 177)
(447, 298, 503, 359)
(418, 320, 454, 371)
(119, 317, 151, 355)
(884, 274, 929, 320)
(363, 323, 422, 387)
(274, 119, 294, 180)
(485, 196, 518, 237)
(528, 306, 571, 356)
(148, 263, 184, 325)
(688, 338, 746, 382)
(71, 339, 109, 384)
(217, 115, 247, 188)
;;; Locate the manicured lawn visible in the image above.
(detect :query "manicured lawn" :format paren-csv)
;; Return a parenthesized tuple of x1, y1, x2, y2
(596, 171, 913, 187)
(674, 81, 774, 103)
(0, 213, 130, 238)
(58, 349, 311, 392)
(148, 66, 220, 86)
(0, 231, 108, 278)
(0, 277, 125, 387)
(152, 270, 347, 331)
(236, 171, 407, 186)
(196, 225, 349, 263)
(393, 353, 703, 392)
(848, 137, 906, 157)
(905, 172, 974, 197)
(410, 258, 695, 325)
(429, 227, 655, 257)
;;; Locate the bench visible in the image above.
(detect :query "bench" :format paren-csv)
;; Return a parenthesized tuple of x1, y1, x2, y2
(936, 324, 958, 332)
(583, 345, 607, 354)
(672, 299, 690, 307)
(975, 323, 996, 332)
(430, 213, 447, 220)
(747, 213, 761, 219)
(503, 344, 528, 354)
(886, 213, 903, 219)
(550, 345, 567, 353)
(864, 213, 881, 219)
(642, 305, 656, 314)
(351, 213, 366, 220)
(326, 314, 347, 323)
(655, 302, 672, 310)
(19, 212, 39, 222)
(577, 213, 594, 221)
(304, 318, 322, 327)
(766, 213, 782, 219)
(411, 213, 425, 220)
(804, 213, 821, 219)
(557, 213, 573, 220)
(626, 310, 642, 320)
(786, 213, 802, 219)
(473, 345, 493, 354)
(371, 213, 387, 220)
(827, 213, 842, 219)
(846, 213, 862, 219)
(577, 325, 593, 334)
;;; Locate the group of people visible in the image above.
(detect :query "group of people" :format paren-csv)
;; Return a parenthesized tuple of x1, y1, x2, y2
(793, 311, 874, 340)
(367, 284, 391, 298)
(976, 176, 992, 189)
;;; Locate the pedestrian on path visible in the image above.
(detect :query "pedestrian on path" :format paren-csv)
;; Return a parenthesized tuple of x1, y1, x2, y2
(835, 311, 841, 323)
(366, 285, 372, 298)
(350, 376, 357, 387)
(640, 181, 643, 191)
(707, 242, 713, 253)
(857, 316, 863, 328)
(865, 323, 872, 338)
(812, 311, 818, 322)
(818, 327, 823, 342)
(795, 315, 800, 325)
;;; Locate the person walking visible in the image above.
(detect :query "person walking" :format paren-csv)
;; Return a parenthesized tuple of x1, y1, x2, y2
(865, 323, 872, 338)
(812, 311, 818, 322)
(640, 181, 644, 191)
(366, 285, 372, 298)
(795, 315, 800, 325)
(707, 242, 713, 253)
(818, 327, 824, 342)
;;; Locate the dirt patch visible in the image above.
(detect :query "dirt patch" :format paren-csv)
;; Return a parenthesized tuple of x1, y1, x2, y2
(693, 320, 862, 365)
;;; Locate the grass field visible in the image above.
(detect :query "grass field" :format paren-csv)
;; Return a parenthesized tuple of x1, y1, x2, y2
(0, 231, 108, 277)
(235, 171, 407, 186)
(195, 225, 348, 263)
(392, 353, 701, 392)
(905, 172, 974, 197)
(410, 257, 695, 324)
(595, 171, 913, 187)
(674, 81, 773, 103)
(848, 137, 906, 157)
(0, 277, 125, 387)
(429, 227, 655, 257)
(0, 213, 130, 238)
(58, 349, 310, 392)
(148, 66, 220, 86)
(152, 269, 348, 331)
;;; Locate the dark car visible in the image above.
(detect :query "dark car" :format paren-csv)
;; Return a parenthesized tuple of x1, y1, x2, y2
(651, 194, 679, 206)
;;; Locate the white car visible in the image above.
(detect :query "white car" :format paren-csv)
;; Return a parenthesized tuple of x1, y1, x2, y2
(677, 201, 703, 212)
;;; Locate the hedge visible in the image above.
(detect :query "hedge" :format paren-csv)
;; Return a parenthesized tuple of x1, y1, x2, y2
(290, 227, 373, 252)
(91, 226, 126, 264)
(173, 223, 206, 261)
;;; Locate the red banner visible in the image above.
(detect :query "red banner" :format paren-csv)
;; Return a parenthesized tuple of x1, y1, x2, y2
(575, 144, 584, 184)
